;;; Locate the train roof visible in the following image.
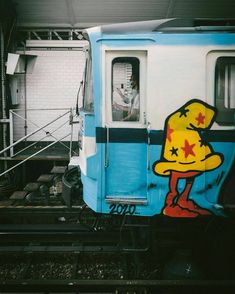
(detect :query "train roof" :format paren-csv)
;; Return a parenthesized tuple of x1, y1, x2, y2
(85, 18, 235, 37)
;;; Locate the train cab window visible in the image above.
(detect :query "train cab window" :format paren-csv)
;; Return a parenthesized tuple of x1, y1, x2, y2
(112, 57, 140, 122)
(215, 57, 235, 125)
(82, 51, 93, 112)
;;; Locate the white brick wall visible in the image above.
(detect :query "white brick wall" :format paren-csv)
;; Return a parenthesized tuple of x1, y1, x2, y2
(12, 43, 87, 142)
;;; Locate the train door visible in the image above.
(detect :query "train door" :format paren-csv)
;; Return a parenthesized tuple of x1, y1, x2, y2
(104, 50, 148, 212)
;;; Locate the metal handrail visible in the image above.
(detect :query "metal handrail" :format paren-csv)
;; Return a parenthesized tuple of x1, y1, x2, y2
(0, 134, 70, 178)
(0, 109, 70, 157)
(0, 108, 79, 178)
(10, 109, 75, 154)
(12, 118, 71, 157)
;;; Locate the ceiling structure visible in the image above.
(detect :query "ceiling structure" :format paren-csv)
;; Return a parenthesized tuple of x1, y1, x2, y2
(10, 0, 235, 29)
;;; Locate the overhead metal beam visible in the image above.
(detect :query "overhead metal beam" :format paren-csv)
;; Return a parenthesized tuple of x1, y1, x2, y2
(16, 28, 86, 47)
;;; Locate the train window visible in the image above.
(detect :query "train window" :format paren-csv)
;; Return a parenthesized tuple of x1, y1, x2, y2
(111, 57, 140, 122)
(215, 57, 235, 125)
(82, 51, 93, 112)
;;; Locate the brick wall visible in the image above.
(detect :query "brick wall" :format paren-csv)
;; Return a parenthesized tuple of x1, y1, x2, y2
(12, 43, 87, 142)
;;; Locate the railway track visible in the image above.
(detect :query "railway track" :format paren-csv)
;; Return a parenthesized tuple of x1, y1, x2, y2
(0, 199, 235, 293)
(0, 250, 234, 293)
(1, 279, 235, 294)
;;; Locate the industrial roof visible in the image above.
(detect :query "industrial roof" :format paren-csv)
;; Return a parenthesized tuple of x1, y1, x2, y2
(4, 0, 235, 29)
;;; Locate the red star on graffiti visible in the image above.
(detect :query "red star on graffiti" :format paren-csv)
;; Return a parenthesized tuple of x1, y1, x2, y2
(181, 139, 196, 158)
(166, 124, 174, 142)
(195, 112, 205, 126)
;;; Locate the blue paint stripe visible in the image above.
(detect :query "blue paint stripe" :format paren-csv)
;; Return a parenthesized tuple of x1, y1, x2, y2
(100, 33, 235, 46)
(155, 33, 235, 46)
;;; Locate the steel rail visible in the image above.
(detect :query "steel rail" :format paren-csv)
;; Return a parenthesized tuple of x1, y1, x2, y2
(0, 278, 234, 293)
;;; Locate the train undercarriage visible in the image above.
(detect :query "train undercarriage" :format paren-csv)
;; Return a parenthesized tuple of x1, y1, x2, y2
(0, 162, 235, 293)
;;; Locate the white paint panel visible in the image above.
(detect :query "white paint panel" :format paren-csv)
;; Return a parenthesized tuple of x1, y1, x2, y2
(78, 136, 96, 175)
(146, 45, 234, 130)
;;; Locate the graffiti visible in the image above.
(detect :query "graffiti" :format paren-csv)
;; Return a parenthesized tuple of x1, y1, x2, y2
(109, 203, 136, 215)
(153, 99, 223, 217)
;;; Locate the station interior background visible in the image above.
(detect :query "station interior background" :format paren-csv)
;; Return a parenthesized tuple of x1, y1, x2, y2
(0, 0, 235, 290)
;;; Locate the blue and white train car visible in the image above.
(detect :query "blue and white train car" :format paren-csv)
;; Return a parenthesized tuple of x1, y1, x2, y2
(77, 19, 235, 218)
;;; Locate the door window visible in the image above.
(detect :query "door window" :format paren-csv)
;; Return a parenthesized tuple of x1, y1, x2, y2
(112, 57, 140, 122)
(105, 50, 146, 126)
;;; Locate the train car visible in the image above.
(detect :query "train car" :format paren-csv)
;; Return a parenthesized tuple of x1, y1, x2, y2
(76, 18, 235, 218)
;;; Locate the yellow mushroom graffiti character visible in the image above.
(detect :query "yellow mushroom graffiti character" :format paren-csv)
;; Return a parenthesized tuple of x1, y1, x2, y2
(153, 99, 223, 217)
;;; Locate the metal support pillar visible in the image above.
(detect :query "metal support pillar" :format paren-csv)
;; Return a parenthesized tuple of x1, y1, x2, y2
(0, 0, 17, 176)
(0, 24, 7, 174)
